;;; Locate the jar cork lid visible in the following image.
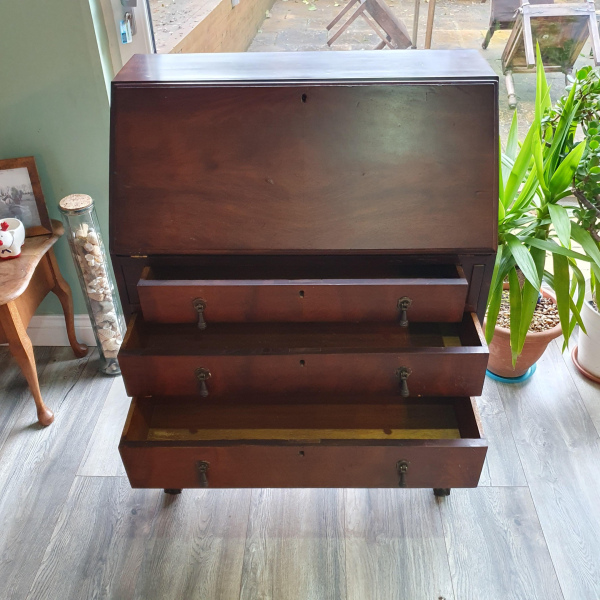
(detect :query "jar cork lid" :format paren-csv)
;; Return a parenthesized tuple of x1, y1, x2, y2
(59, 194, 94, 215)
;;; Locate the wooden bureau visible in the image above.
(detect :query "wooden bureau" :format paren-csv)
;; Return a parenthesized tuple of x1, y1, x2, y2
(110, 50, 498, 496)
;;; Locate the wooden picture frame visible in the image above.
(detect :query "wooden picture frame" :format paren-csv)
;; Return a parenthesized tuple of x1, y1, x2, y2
(0, 156, 52, 237)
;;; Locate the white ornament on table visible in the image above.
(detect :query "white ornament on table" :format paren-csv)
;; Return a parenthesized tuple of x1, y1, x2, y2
(0, 218, 26, 259)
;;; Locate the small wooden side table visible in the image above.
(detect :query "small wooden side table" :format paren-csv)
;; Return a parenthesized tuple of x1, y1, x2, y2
(0, 219, 87, 426)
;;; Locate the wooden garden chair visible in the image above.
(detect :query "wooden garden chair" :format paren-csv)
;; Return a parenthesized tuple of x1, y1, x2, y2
(326, 0, 413, 49)
(500, 0, 600, 107)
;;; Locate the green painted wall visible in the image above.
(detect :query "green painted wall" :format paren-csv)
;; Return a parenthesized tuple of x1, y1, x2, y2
(0, 1, 112, 314)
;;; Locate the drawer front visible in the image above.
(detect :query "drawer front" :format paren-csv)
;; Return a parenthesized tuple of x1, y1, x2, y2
(119, 397, 487, 489)
(138, 273, 468, 325)
(120, 442, 487, 489)
(120, 351, 488, 399)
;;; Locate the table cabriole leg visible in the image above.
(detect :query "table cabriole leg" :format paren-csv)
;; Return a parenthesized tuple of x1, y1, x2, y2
(46, 250, 88, 358)
(0, 301, 54, 426)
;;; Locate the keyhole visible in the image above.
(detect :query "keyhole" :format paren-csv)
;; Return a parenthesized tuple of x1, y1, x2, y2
(299, 451, 305, 457)
(300, 360, 305, 367)
(301, 93, 307, 103)
(299, 290, 305, 298)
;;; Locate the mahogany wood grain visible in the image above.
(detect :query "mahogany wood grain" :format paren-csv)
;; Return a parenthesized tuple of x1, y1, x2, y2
(110, 53, 498, 255)
(138, 264, 468, 324)
(119, 313, 488, 399)
(119, 396, 487, 489)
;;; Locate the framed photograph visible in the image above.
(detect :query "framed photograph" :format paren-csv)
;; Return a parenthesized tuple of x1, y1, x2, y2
(0, 156, 52, 236)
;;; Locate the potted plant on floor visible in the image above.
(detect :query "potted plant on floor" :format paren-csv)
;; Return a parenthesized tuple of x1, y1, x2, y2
(485, 50, 600, 379)
(566, 67, 600, 381)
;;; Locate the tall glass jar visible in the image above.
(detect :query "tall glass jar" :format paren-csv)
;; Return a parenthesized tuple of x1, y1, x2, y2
(59, 194, 126, 375)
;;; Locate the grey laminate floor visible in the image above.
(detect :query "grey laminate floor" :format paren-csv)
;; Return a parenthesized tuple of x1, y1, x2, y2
(0, 341, 599, 600)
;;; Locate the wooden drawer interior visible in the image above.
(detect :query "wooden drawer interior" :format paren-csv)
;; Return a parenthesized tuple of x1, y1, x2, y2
(120, 396, 487, 489)
(137, 261, 468, 324)
(122, 311, 486, 356)
(119, 312, 489, 398)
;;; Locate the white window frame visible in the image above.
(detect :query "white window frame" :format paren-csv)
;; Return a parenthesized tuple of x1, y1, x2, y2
(98, 0, 155, 73)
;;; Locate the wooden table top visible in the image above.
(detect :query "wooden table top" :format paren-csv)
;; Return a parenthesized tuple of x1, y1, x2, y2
(0, 220, 63, 306)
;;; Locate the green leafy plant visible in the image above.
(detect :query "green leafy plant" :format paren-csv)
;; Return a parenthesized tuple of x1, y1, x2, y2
(486, 47, 600, 365)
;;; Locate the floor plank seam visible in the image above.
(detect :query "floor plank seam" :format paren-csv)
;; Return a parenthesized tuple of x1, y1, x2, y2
(522, 485, 567, 600)
(436, 495, 457, 600)
(74, 376, 120, 477)
(489, 378, 529, 487)
(24, 473, 86, 600)
(236, 487, 256, 600)
(557, 338, 600, 440)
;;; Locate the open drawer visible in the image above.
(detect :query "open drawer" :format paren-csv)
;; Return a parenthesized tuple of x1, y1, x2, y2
(119, 396, 487, 489)
(137, 262, 468, 325)
(119, 312, 489, 398)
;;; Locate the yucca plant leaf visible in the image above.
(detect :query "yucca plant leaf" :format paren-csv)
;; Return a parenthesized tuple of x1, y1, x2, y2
(516, 246, 545, 356)
(526, 237, 592, 262)
(511, 167, 540, 214)
(571, 223, 600, 269)
(548, 141, 585, 200)
(485, 279, 504, 344)
(505, 233, 542, 289)
(533, 130, 549, 197)
(506, 111, 519, 160)
(535, 43, 551, 123)
(552, 253, 570, 347)
(546, 82, 579, 177)
(548, 203, 571, 248)
(508, 267, 522, 366)
(545, 269, 586, 340)
(568, 260, 587, 338)
(504, 125, 535, 209)
(485, 247, 515, 344)
(499, 142, 506, 217)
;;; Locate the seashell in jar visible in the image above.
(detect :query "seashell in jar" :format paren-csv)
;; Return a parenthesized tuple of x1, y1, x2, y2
(84, 242, 94, 252)
(101, 310, 118, 324)
(104, 350, 118, 359)
(92, 245, 101, 257)
(87, 231, 99, 245)
(102, 338, 120, 352)
(76, 223, 89, 239)
(88, 291, 105, 301)
(97, 327, 116, 341)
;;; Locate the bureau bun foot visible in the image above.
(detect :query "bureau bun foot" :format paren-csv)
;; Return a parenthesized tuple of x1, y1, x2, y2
(433, 488, 451, 497)
(164, 489, 182, 495)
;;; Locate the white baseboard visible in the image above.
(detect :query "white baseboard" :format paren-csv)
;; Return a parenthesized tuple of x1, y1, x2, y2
(26, 314, 97, 347)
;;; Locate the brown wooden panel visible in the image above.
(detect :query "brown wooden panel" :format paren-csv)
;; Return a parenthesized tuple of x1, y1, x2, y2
(119, 397, 487, 489)
(118, 314, 489, 398)
(138, 264, 468, 324)
(110, 61, 498, 254)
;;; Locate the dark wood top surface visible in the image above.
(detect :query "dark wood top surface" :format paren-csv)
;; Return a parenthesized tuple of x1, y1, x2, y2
(114, 50, 497, 85)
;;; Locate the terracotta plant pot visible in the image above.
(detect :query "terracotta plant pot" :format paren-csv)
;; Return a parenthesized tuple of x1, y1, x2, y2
(485, 286, 562, 378)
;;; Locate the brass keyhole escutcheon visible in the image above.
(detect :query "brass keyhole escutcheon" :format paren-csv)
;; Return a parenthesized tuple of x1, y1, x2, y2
(396, 367, 412, 398)
(397, 460, 409, 488)
(397, 296, 412, 327)
(192, 298, 207, 330)
(196, 460, 210, 487)
(195, 367, 211, 397)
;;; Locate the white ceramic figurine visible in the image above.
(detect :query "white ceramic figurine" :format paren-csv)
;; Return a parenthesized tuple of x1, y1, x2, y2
(0, 218, 26, 259)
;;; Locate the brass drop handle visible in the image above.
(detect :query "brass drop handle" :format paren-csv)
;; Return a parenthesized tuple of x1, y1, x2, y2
(192, 298, 207, 330)
(196, 460, 210, 488)
(397, 296, 412, 327)
(195, 367, 211, 397)
(397, 459, 409, 488)
(396, 366, 412, 397)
